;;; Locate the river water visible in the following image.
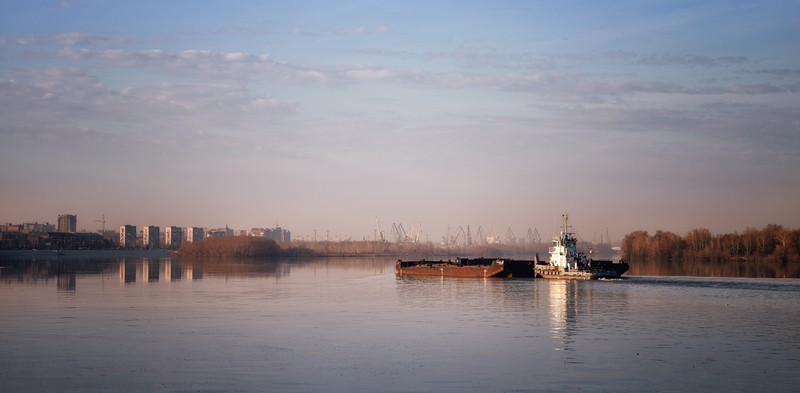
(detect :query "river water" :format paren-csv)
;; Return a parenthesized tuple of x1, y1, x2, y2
(1, 256, 799, 392)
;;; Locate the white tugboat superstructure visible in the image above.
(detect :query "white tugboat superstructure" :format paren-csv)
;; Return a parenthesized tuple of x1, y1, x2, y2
(535, 212, 629, 279)
(548, 213, 585, 271)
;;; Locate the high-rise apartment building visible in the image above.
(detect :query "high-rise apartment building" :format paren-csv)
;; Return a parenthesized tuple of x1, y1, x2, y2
(57, 214, 77, 232)
(186, 227, 204, 243)
(165, 226, 183, 249)
(120, 225, 137, 248)
(142, 226, 159, 249)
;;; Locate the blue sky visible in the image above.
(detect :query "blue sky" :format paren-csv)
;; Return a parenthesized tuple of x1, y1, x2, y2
(1, 0, 798, 241)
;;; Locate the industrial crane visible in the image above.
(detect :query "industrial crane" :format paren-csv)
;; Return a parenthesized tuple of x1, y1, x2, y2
(375, 218, 386, 242)
(505, 227, 516, 244)
(391, 223, 408, 242)
(527, 227, 541, 244)
(475, 226, 486, 245)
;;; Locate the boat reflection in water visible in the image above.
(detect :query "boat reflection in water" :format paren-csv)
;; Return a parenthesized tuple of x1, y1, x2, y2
(547, 279, 630, 364)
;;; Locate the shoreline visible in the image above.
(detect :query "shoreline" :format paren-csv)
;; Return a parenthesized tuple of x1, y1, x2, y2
(0, 249, 172, 260)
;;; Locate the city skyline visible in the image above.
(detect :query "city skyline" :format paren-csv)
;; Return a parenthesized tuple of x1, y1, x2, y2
(1, 1, 799, 241)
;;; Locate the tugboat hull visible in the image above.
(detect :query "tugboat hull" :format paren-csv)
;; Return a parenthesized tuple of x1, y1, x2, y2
(535, 264, 624, 280)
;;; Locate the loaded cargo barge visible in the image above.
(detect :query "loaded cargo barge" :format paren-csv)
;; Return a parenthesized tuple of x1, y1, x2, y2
(396, 213, 629, 280)
(396, 257, 536, 278)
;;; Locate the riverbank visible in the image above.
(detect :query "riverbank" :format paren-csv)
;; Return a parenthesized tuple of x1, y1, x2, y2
(0, 249, 172, 260)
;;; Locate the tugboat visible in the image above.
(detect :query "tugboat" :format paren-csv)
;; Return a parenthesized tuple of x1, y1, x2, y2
(535, 213, 629, 280)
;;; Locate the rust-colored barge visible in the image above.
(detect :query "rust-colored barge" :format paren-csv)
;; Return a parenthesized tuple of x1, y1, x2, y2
(396, 258, 536, 278)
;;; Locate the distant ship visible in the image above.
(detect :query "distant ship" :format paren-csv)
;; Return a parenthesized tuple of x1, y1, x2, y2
(534, 213, 629, 280)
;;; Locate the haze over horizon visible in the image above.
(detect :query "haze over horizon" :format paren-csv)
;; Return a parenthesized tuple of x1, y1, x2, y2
(1, 1, 798, 242)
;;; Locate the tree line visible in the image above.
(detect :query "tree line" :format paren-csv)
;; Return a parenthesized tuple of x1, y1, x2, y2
(620, 225, 800, 277)
(177, 236, 281, 257)
(175, 236, 552, 259)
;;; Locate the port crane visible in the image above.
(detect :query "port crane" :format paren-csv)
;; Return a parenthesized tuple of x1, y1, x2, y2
(475, 226, 486, 245)
(441, 225, 468, 248)
(505, 227, 516, 244)
(410, 223, 422, 243)
(527, 227, 541, 244)
(486, 225, 498, 244)
(391, 223, 408, 242)
(375, 218, 386, 242)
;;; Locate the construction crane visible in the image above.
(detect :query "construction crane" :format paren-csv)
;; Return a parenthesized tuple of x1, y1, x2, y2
(94, 214, 106, 232)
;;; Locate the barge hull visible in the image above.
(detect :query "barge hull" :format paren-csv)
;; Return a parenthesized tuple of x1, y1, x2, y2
(397, 264, 509, 278)
(396, 258, 536, 278)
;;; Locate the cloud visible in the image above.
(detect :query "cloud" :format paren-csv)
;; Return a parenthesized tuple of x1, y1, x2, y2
(351, 47, 753, 71)
(636, 53, 750, 67)
(0, 68, 298, 148)
(752, 68, 800, 77)
(4, 32, 793, 101)
(82, 47, 776, 98)
(292, 26, 391, 37)
(333, 26, 366, 36)
(525, 101, 800, 155)
(4, 32, 129, 47)
(345, 66, 394, 81)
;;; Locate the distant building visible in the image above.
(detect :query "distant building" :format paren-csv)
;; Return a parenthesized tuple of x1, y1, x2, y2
(25, 222, 55, 232)
(165, 226, 183, 249)
(58, 214, 77, 233)
(1, 222, 54, 233)
(186, 227, 204, 243)
(206, 226, 234, 238)
(267, 226, 291, 243)
(120, 225, 137, 248)
(40, 232, 105, 250)
(0, 231, 26, 249)
(142, 226, 160, 249)
(250, 226, 291, 243)
(98, 229, 118, 246)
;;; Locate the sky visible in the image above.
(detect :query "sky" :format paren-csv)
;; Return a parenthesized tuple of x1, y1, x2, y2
(1, 0, 798, 242)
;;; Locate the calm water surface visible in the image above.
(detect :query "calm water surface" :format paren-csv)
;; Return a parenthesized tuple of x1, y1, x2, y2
(1, 256, 799, 392)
